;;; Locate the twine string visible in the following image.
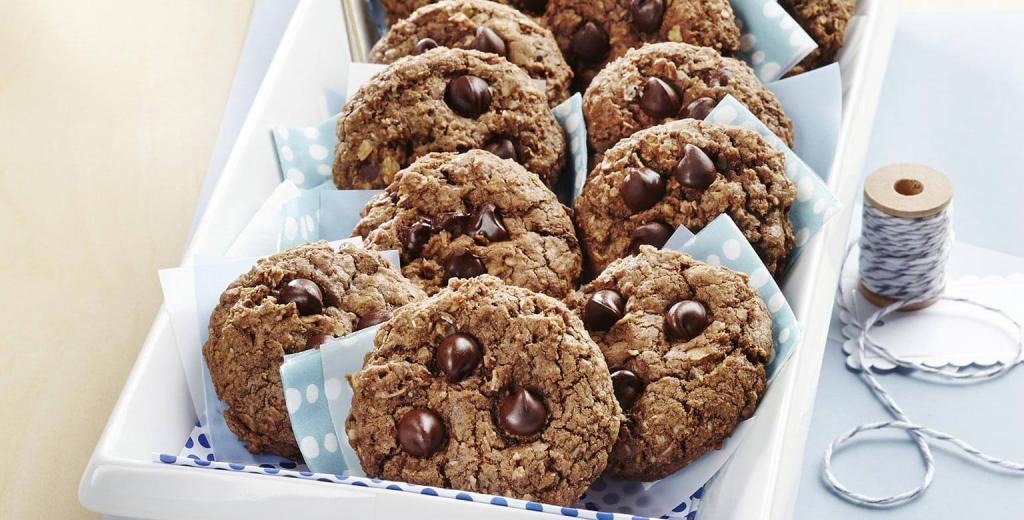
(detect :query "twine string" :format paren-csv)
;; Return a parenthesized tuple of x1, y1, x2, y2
(822, 204, 1024, 508)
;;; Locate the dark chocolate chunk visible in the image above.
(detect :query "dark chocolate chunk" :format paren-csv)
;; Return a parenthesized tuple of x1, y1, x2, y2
(610, 369, 644, 409)
(445, 75, 492, 117)
(640, 77, 681, 119)
(398, 407, 446, 458)
(620, 167, 666, 213)
(628, 222, 673, 252)
(483, 137, 517, 162)
(673, 144, 717, 190)
(664, 300, 709, 341)
(682, 96, 716, 121)
(413, 38, 439, 55)
(401, 218, 434, 260)
(570, 21, 610, 65)
(443, 250, 487, 281)
(470, 27, 507, 57)
(436, 332, 483, 383)
(470, 203, 509, 243)
(630, 0, 665, 33)
(357, 163, 380, 182)
(582, 289, 626, 332)
(496, 387, 547, 436)
(356, 309, 391, 330)
(279, 278, 324, 316)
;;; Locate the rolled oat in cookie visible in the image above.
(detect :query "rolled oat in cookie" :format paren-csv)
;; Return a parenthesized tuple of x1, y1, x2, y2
(544, 0, 740, 91)
(202, 242, 426, 459)
(565, 246, 773, 481)
(574, 119, 795, 277)
(333, 47, 566, 190)
(346, 275, 621, 506)
(353, 150, 582, 298)
(584, 42, 794, 155)
(369, 0, 571, 107)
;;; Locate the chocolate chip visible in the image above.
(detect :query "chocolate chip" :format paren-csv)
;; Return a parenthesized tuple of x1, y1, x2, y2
(401, 218, 433, 260)
(436, 332, 482, 383)
(444, 250, 487, 282)
(470, 27, 506, 57)
(432, 211, 471, 235)
(469, 203, 509, 243)
(357, 163, 380, 182)
(682, 96, 716, 120)
(664, 300, 709, 341)
(514, 0, 547, 15)
(620, 167, 666, 213)
(398, 407, 446, 458)
(628, 222, 673, 252)
(570, 21, 610, 65)
(582, 289, 626, 332)
(640, 77, 681, 119)
(413, 37, 438, 55)
(673, 144, 717, 190)
(306, 334, 328, 348)
(610, 369, 644, 409)
(279, 279, 323, 316)
(496, 387, 547, 436)
(445, 75, 491, 117)
(630, 0, 665, 34)
(356, 309, 391, 330)
(483, 137, 517, 162)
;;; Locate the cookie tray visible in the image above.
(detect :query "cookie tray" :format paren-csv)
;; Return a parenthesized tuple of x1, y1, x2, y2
(78, 0, 897, 518)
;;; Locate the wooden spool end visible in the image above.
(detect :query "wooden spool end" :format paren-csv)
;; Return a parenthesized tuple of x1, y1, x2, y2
(859, 163, 953, 310)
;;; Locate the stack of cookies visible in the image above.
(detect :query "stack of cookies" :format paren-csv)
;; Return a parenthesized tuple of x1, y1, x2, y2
(202, 0, 848, 507)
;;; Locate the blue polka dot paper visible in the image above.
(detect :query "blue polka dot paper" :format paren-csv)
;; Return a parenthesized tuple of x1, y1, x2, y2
(732, 0, 817, 81)
(707, 94, 841, 269)
(273, 83, 590, 250)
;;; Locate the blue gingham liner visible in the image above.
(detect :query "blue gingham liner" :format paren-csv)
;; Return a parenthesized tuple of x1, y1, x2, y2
(273, 214, 797, 519)
(361, 0, 814, 82)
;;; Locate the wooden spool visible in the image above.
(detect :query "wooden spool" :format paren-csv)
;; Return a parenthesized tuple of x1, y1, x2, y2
(859, 163, 954, 311)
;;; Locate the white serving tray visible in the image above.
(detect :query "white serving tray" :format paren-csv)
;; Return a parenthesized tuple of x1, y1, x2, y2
(79, 0, 897, 518)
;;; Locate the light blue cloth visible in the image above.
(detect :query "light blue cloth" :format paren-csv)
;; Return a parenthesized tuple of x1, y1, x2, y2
(795, 10, 1024, 519)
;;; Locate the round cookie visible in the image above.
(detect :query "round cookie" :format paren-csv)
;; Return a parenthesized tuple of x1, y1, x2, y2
(203, 242, 426, 459)
(333, 47, 566, 190)
(781, 0, 854, 76)
(584, 42, 794, 155)
(353, 150, 582, 298)
(345, 275, 621, 505)
(379, 0, 547, 26)
(369, 0, 572, 108)
(573, 119, 795, 277)
(544, 0, 740, 91)
(565, 246, 773, 480)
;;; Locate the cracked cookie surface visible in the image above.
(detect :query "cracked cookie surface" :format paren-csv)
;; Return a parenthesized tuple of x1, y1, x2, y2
(781, 0, 854, 76)
(584, 42, 794, 155)
(573, 119, 795, 277)
(345, 275, 620, 505)
(565, 247, 773, 480)
(369, 0, 571, 107)
(353, 150, 582, 298)
(203, 242, 426, 459)
(544, 0, 739, 91)
(333, 47, 566, 189)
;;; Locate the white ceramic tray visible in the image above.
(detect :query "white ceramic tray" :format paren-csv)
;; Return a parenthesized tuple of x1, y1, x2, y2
(79, 0, 897, 518)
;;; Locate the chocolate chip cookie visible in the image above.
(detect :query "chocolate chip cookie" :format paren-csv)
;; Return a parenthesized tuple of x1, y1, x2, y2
(353, 150, 582, 298)
(565, 246, 773, 480)
(203, 242, 426, 459)
(584, 42, 794, 155)
(573, 119, 795, 276)
(544, 0, 740, 91)
(333, 47, 566, 190)
(369, 0, 571, 108)
(781, 0, 854, 76)
(345, 275, 620, 505)
(380, 0, 547, 26)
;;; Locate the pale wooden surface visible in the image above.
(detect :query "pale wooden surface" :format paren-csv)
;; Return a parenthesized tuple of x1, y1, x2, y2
(0, 1, 254, 518)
